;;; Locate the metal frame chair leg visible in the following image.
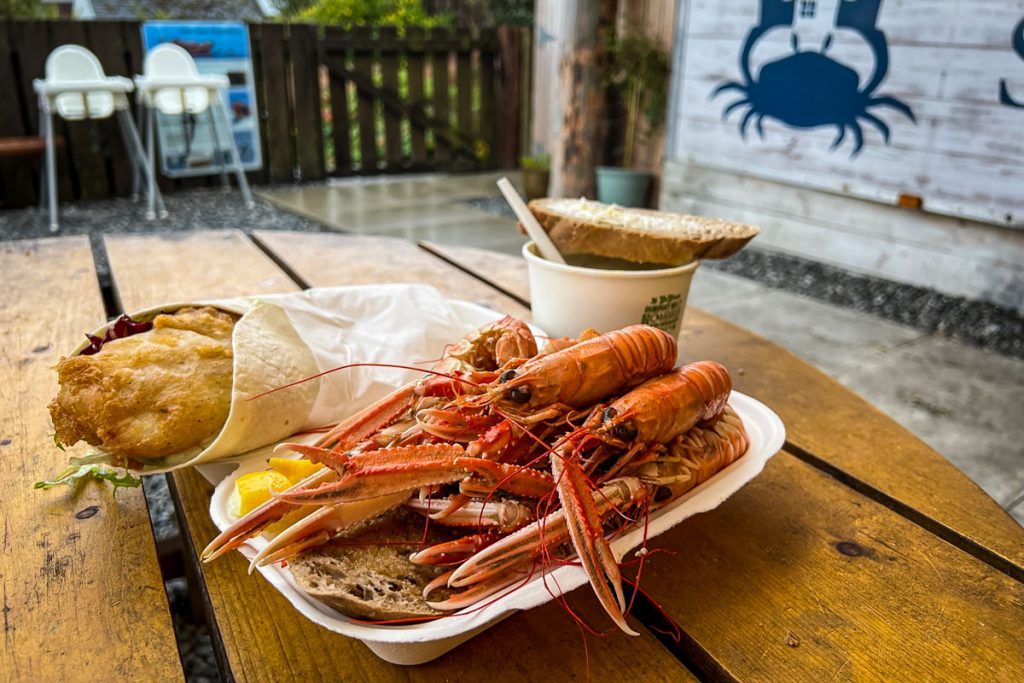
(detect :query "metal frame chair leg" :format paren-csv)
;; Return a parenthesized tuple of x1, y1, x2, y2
(215, 102, 254, 208)
(40, 98, 59, 232)
(206, 108, 230, 190)
(145, 106, 158, 220)
(130, 103, 144, 200)
(117, 108, 142, 195)
(118, 107, 166, 220)
(38, 115, 47, 212)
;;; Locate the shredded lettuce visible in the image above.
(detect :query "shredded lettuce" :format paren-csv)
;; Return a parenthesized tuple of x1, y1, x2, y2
(35, 464, 141, 494)
(51, 432, 66, 452)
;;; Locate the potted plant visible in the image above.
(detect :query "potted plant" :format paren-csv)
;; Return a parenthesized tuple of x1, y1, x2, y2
(598, 32, 670, 207)
(520, 152, 551, 200)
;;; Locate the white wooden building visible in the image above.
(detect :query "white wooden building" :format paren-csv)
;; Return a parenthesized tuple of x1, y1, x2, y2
(661, 0, 1024, 311)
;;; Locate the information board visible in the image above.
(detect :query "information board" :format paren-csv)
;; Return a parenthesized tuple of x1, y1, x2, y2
(141, 21, 262, 177)
(667, 0, 1024, 228)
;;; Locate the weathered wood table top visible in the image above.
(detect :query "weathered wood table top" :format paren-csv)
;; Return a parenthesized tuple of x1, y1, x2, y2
(3, 230, 1021, 682)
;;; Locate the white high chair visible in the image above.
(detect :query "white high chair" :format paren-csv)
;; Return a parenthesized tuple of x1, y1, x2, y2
(134, 43, 254, 214)
(33, 45, 163, 232)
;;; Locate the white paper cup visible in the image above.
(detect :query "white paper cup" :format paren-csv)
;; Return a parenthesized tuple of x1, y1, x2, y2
(522, 242, 700, 339)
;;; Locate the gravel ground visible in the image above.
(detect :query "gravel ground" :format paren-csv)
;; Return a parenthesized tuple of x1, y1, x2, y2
(0, 186, 325, 239)
(704, 250, 1024, 358)
(166, 577, 222, 683)
(143, 475, 221, 681)
(463, 197, 1024, 359)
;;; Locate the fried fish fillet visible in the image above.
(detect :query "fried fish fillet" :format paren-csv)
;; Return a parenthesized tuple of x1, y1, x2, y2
(49, 306, 238, 465)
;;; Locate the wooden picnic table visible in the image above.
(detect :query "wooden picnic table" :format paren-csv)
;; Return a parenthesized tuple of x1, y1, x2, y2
(2, 229, 1022, 682)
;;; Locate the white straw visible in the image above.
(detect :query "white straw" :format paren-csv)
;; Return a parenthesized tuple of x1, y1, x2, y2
(496, 176, 566, 264)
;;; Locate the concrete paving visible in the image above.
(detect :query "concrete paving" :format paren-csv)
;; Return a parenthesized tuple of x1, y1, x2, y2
(260, 173, 1024, 526)
(262, 172, 529, 256)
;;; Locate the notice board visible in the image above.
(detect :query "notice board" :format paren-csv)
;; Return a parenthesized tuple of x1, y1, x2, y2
(668, 0, 1024, 228)
(141, 21, 263, 177)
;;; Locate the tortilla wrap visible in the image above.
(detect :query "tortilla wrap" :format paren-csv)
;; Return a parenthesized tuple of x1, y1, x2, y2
(60, 285, 473, 474)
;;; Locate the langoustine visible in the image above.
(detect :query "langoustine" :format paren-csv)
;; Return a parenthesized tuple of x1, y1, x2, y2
(202, 319, 749, 635)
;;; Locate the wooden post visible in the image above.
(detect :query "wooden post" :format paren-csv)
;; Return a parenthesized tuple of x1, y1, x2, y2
(554, 0, 617, 198)
(497, 26, 523, 169)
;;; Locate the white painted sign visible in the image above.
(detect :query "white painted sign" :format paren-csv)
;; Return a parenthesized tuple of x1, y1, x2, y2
(668, 0, 1024, 228)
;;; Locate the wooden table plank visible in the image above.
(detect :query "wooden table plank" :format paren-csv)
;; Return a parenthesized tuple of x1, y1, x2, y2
(421, 241, 530, 304)
(0, 238, 181, 681)
(643, 452, 1024, 681)
(103, 231, 694, 681)
(104, 231, 297, 306)
(253, 231, 533, 320)
(423, 242, 1024, 681)
(421, 243, 1024, 574)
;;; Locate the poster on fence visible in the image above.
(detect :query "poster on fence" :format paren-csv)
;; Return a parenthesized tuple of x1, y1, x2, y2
(141, 21, 262, 177)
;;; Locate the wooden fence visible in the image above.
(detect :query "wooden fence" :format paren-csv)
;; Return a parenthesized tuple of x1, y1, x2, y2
(0, 20, 527, 208)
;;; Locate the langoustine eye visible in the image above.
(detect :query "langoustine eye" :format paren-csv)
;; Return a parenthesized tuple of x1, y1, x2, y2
(612, 421, 637, 441)
(505, 385, 532, 404)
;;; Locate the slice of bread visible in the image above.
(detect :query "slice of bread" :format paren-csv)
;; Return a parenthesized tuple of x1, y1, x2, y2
(288, 508, 457, 620)
(525, 198, 760, 265)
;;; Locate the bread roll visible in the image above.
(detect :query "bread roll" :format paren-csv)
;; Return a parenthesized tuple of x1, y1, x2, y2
(525, 198, 759, 265)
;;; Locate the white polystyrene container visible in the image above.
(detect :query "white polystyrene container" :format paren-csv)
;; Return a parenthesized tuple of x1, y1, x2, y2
(207, 390, 785, 665)
(522, 241, 700, 339)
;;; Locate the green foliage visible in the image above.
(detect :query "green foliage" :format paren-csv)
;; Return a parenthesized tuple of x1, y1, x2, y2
(35, 464, 141, 495)
(274, 0, 318, 16)
(604, 32, 670, 167)
(606, 33, 671, 132)
(489, 0, 533, 27)
(297, 0, 453, 28)
(519, 152, 550, 170)
(1, 0, 54, 18)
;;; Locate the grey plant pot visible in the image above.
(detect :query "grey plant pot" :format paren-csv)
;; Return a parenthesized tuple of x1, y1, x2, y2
(522, 168, 551, 200)
(596, 166, 653, 207)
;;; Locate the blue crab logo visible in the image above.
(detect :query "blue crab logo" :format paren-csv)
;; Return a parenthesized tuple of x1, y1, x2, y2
(999, 18, 1024, 108)
(713, 0, 915, 157)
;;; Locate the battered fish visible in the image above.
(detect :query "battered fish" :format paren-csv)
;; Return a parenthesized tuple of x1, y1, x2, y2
(49, 306, 238, 466)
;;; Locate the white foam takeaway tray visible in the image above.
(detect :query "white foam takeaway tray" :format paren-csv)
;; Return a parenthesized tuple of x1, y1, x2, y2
(206, 301, 787, 665)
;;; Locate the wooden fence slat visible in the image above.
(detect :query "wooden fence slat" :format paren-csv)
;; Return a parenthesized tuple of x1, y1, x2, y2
(351, 27, 379, 173)
(288, 23, 325, 182)
(245, 23, 269, 186)
(0, 21, 35, 207)
(117, 20, 145, 185)
(322, 27, 353, 175)
(496, 26, 524, 169)
(0, 22, 24, 138)
(48, 20, 111, 200)
(323, 53, 353, 174)
(455, 30, 473, 168)
(256, 23, 294, 183)
(405, 27, 427, 166)
(429, 28, 451, 165)
(11, 21, 71, 202)
(478, 29, 497, 169)
(377, 27, 403, 167)
(10, 21, 46, 140)
(85, 21, 135, 198)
